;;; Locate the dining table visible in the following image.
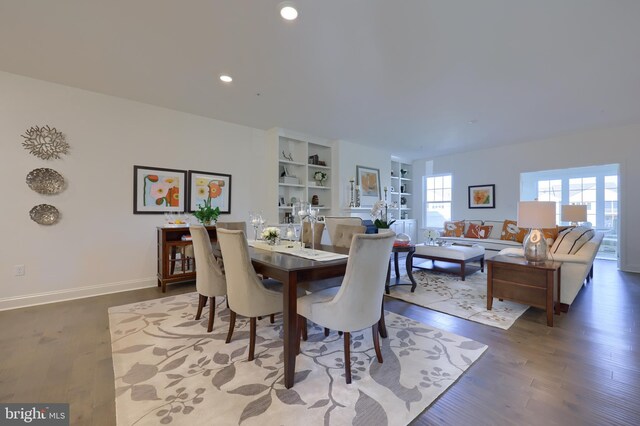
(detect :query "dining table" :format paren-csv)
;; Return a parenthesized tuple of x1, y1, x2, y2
(248, 244, 349, 389)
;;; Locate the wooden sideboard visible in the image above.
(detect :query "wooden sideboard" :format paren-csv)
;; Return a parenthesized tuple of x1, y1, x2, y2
(157, 226, 217, 292)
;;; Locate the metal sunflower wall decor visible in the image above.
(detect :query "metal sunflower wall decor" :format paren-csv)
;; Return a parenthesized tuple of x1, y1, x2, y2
(29, 204, 60, 225)
(26, 168, 66, 195)
(21, 125, 70, 160)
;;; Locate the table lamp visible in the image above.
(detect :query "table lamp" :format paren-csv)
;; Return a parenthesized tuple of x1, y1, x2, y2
(517, 201, 557, 264)
(561, 204, 587, 226)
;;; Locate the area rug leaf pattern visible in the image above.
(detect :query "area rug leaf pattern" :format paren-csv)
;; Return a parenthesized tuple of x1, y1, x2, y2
(109, 293, 487, 425)
(387, 269, 529, 329)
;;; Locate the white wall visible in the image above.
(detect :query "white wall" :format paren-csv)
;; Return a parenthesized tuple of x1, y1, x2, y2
(414, 123, 640, 272)
(0, 72, 272, 309)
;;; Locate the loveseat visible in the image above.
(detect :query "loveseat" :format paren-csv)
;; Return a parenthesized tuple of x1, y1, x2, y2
(437, 220, 526, 258)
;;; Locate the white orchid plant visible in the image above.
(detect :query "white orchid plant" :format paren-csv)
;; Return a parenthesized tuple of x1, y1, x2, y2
(371, 200, 396, 229)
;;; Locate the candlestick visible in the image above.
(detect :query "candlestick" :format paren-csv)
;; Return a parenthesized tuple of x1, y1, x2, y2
(349, 179, 355, 207)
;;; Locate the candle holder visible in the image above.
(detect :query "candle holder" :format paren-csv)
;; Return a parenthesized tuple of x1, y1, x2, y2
(349, 179, 355, 207)
(355, 187, 361, 208)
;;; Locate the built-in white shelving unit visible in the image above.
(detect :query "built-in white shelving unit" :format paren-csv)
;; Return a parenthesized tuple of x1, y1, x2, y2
(390, 157, 416, 242)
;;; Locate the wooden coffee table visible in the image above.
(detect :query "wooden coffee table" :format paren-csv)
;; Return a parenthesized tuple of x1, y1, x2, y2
(487, 255, 562, 327)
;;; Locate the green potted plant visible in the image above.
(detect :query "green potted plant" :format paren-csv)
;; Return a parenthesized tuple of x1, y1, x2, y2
(193, 199, 220, 225)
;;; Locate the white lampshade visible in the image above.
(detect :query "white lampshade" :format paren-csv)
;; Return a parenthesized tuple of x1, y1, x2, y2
(517, 201, 556, 229)
(561, 204, 587, 223)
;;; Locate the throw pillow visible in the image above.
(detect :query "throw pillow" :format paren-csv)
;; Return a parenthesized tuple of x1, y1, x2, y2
(500, 220, 529, 243)
(442, 220, 465, 237)
(465, 223, 493, 239)
(551, 226, 595, 255)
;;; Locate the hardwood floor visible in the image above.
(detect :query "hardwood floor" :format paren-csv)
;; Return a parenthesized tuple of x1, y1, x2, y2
(0, 259, 638, 425)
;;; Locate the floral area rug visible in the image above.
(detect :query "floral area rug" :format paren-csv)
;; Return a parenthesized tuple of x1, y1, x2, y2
(387, 269, 529, 330)
(108, 292, 487, 425)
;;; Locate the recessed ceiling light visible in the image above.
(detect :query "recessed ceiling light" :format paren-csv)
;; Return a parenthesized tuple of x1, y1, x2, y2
(219, 75, 233, 83)
(467, 119, 478, 124)
(279, 3, 298, 20)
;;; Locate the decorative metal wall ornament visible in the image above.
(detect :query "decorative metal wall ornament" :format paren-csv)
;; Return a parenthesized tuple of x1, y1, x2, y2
(21, 125, 70, 160)
(26, 168, 65, 195)
(29, 204, 60, 225)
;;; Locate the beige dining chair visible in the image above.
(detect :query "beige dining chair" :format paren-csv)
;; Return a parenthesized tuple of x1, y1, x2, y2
(217, 228, 298, 361)
(332, 224, 366, 248)
(297, 232, 395, 384)
(301, 222, 325, 247)
(216, 221, 247, 233)
(324, 216, 363, 245)
(189, 224, 227, 332)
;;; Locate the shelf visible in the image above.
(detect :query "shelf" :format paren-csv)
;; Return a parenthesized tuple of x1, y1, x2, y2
(400, 177, 412, 181)
(279, 183, 305, 188)
(400, 192, 412, 196)
(308, 185, 331, 190)
(279, 159, 306, 166)
(390, 176, 399, 179)
(308, 164, 331, 170)
(400, 207, 412, 210)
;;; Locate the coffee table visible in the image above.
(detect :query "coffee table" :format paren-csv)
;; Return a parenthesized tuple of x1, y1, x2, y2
(385, 244, 416, 294)
(408, 243, 485, 282)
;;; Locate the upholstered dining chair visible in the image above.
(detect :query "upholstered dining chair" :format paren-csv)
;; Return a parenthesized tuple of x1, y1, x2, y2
(324, 216, 363, 245)
(216, 228, 288, 361)
(189, 224, 227, 332)
(332, 224, 366, 248)
(216, 221, 247, 233)
(297, 232, 395, 384)
(301, 222, 325, 247)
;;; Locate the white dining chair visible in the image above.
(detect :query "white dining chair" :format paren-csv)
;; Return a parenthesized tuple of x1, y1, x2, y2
(216, 228, 289, 361)
(324, 216, 364, 245)
(189, 224, 227, 332)
(332, 224, 366, 248)
(216, 221, 247, 233)
(297, 232, 395, 383)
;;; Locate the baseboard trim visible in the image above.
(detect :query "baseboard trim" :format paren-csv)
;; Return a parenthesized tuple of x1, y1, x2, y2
(0, 277, 158, 311)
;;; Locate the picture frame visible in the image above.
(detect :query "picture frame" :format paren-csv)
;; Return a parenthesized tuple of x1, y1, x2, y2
(356, 165, 381, 207)
(133, 165, 187, 214)
(468, 184, 495, 209)
(187, 170, 232, 214)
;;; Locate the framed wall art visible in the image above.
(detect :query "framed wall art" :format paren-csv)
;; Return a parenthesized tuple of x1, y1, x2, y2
(133, 165, 187, 214)
(468, 184, 495, 209)
(356, 165, 381, 207)
(187, 170, 232, 214)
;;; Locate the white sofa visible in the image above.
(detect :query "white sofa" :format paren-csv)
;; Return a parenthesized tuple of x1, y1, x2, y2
(499, 232, 604, 307)
(439, 220, 523, 258)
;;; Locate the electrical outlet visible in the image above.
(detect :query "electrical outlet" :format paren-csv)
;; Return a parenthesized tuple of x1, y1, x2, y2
(14, 264, 25, 276)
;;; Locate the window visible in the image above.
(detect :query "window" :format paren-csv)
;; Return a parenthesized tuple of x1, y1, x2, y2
(424, 174, 452, 228)
(569, 177, 597, 224)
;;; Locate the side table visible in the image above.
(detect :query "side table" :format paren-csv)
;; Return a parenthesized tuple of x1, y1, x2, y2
(385, 244, 416, 294)
(487, 255, 562, 327)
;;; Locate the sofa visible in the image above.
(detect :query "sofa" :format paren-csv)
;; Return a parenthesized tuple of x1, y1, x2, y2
(499, 230, 604, 307)
(437, 220, 525, 258)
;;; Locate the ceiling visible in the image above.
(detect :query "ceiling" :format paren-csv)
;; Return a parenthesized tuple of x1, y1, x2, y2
(1, 1, 640, 158)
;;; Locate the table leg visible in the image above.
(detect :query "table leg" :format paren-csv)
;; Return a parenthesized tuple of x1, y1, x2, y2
(406, 250, 417, 292)
(460, 261, 466, 281)
(394, 252, 401, 283)
(546, 269, 554, 327)
(486, 262, 493, 310)
(283, 271, 298, 389)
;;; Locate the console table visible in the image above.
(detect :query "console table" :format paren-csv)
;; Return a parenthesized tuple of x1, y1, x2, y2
(487, 255, 562, 327)
(157, 225, 217, 292)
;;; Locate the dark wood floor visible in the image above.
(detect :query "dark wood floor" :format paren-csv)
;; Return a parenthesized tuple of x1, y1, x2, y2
(0, 259, 638, 425)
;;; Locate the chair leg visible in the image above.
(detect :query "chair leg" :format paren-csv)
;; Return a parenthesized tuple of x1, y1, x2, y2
(324, 327, 330, 337)
(372, 325, 383, 363)
(195, 294, 206, 320)
(378, 301, 388, 338)
(344, 332, 352, 384)
(302, 318, 308, 341)
(270, 314, 275, 324)
(297, 315, 303, 355)
(248, 317, 257, 361)
(207, 297, 216, 332)
(225, 310, 236, 344)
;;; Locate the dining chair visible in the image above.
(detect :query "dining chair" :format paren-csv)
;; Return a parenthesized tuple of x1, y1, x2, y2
(189, 224, 227, 332)
(324, 216, 363, 245)
(216, 228, 292, 361)
(332, 224, 366, 248)
(297, 232, 395, 384)
(301, 221, 325, 247)
(216, 221, 247, 233)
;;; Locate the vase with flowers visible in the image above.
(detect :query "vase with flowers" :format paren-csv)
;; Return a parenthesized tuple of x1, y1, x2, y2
(193, 198, 220, 226)
(313, 171, 327, 186)
(261, 226, 281, 245)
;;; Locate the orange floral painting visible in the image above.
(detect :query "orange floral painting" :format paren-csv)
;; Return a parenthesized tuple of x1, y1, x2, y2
(134, 166, 186, 213)
(188, 170, 232, 214)
(468, 184, 495, 209)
